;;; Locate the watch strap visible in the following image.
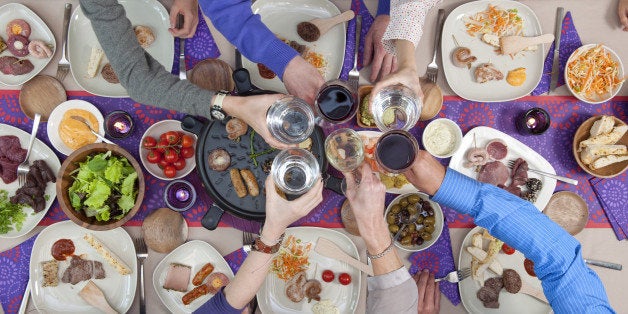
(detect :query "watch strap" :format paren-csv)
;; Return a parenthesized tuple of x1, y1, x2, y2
(252, 233, 285, 254)
(210, 91, 228, 120)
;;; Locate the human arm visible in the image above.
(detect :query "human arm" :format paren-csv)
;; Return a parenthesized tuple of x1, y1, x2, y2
(363, 15, 398, 82)
(168, 0, 199, 38)
(414, 269, 440, 314)
(381, 0, 440, 55)
(194, 176, 324, 313)
(619, 0, 628, 31)
(370, 39, 423, 105)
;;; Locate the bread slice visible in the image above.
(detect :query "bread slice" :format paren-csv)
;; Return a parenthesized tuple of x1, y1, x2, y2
(86, 47, 104, 78)
(579, 125, 628, 151)
(42, 260, 59, 287)
(590, 116, 615, 137)
(580, 144, 627, 165)
(590, 155, 628, 170)
(84, 233, 132, 275)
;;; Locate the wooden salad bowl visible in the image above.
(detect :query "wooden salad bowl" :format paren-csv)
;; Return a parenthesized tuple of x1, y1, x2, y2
(572, 116, 628, 178)
(56, 143, 145, 230)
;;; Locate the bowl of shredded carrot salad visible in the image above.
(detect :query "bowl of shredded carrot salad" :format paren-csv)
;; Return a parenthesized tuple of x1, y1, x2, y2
(464, 4, 524, 38)
(565, 44, 625, 104)
(271, 234, 312, 281)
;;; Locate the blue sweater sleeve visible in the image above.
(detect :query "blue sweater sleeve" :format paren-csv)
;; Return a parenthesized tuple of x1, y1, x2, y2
(193, 287, 243, 314)
(432, 169, 615, 313)
(199, 0, 298, 80)
(377, 0, 390, 16)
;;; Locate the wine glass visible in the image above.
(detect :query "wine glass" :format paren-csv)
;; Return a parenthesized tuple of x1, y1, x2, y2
(324, 128, 364, 194)
(375, 130, 419, 173)
(371, 84, 422, 132)
(271, 148, 320, 196)
(266, 96, 315, 144)
(314, 79, 358, 127)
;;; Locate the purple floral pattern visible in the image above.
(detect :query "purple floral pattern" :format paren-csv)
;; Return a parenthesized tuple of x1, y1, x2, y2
(590, 173, 628, 240)
(340, 0, 375, 80)
(0, 235, 35, 314)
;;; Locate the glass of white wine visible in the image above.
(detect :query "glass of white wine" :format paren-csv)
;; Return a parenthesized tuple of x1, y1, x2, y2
(324, 128, 364, 194)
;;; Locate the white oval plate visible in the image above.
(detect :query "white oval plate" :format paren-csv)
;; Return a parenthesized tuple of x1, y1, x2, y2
(458, 226, 550, 314)
(257, 227, 361, 314)
(46, 99, 105, 156)
(138, 120, 197, 180)
(29, 221, 137, 314)
(153, 240, 235, 314)
(0, 3, 56, 86)
(449, 126, 557, 211)
(67, 0, 173, 97)
(441, 0, 544, 102)
(0, 124, 60, 238)
(243, 0, 346, 93)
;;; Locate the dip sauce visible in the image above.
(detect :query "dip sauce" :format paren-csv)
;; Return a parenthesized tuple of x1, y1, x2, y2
(59, 109, 98, 150)
(51, 239, 75, 261)
(424, 121, 456, 156)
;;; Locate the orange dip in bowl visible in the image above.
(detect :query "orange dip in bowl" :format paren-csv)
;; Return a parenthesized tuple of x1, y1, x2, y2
(59, 109, 99, 150)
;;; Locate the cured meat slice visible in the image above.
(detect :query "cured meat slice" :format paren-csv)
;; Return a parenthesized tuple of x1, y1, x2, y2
(0, 156, 18, 184)
(478, 161, 509, 186)
(303, 279, 322, 302)
(464, 147, 489, 168)
(61, 256, 106, 285)
(486, 139, 508, 160)
(0, 56, 17, 74)
(7, 35, 30, 57)
(206, 272, 230, 294)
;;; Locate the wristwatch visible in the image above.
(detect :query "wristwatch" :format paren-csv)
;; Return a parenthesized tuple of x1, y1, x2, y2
(210, 91, 229, 120)
(251, 233, 285, 254)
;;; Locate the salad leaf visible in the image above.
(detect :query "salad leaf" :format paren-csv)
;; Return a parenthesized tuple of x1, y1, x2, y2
(121, 172, 138, 196)
(83, 179, 111, 209)
(117, 195, 135, 212)
(105, 158, 124, 184)
(0, 190, 26, 234)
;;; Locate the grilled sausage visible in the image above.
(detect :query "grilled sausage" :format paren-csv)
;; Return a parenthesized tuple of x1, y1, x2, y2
(230, 168, 247, 198)
(240, 169, 259, 196)
(182, 284, 210, 305)
(192, 262, 214, 286)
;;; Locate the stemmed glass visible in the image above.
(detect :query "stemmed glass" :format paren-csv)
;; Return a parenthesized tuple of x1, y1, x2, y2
(314, 79, 358, 128)
(324, 128, 364, 194)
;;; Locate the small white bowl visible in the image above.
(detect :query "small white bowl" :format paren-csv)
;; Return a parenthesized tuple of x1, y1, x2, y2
(384, 192, 444, 252)
(139, 120, 197, 181)
(422, 118, 463, 158)
(46, 99, 105, 156)
(565, 44, 624, 104)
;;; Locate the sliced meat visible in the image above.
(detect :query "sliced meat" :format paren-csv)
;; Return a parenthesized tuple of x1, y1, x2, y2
(7, 35, 30, 57)
(0, 156, 19, 184)
(474, 63, 504, 83)
(510, 158, 528, 186)
(484, 277, 503, 292)
(303, 279, 322, 302)
(206, 272, 230, 294)
(477, 286, 499, 303)
(28, 40, 53, 59)
(483, 300, 500, 308)
(163, 263, 191, 292)
(208, 148, 231, 171)
(225, 118, 248, 140)
(486, 139, 508, 160)
(478, 161, 509, 186)
(464, 147, 489, 168)
(6, 19, 31, 37)
(61, 256, 106, 285)
(0, 56, 17, 74)
(285, 271, 307, 303)
(499, 184, 522, 197)
(502, 269, 522, 293)
(10, 59, 34, 75)
(33, 160, 56, 183)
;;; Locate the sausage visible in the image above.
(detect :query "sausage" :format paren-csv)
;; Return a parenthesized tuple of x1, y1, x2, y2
(240, 169, 259, 197)
(230, 168, 247, 198)
(182, 284, 210, 305)
(452, 47, 477, 69)
(192, 262, 214, 286)
(28, 40, 53, 59)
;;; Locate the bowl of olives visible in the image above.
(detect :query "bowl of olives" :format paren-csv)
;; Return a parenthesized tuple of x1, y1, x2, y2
(384, 192, 443, 252)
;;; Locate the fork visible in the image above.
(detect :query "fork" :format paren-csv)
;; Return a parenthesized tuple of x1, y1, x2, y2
(56, 3, 72, 82)
(17, 113, 41, 186)
(347, 15, 362, 93)
(70, 115, 115, 144)
(133, 236, 148, 314)
(179, 38, 187, 80)
(507, 160, 578, 185)
(435, 267, 471, 283)
(242, 231, 255, 253)
(425, 9, 445, 84)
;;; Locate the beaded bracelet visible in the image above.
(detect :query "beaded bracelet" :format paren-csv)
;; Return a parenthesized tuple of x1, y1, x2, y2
(366, 238, 394, 259)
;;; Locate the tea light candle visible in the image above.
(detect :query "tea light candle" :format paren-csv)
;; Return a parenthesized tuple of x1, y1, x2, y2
(175, 188, 190, 202)
(104, 110, 134, 139)
(164, 179, 196, 212)
(517, 108, 550, 135)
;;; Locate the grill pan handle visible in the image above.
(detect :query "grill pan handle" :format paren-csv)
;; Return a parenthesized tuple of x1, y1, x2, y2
(201, 204, 225, 230)
(181, 115, 204, 136)
(323, 174, 344, 195)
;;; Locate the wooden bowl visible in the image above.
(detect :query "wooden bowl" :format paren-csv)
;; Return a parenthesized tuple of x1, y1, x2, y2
(56, 143, 145, 230)
(572, 116, 628, 178)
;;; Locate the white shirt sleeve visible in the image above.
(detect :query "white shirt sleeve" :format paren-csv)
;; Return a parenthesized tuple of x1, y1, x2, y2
(366, 267, 418, 314)
(382, 0, 442, 54)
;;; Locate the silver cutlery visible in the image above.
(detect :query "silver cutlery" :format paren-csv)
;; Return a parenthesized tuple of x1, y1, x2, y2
(56, 3, 72, 82)
(507, 160, 578, 185)
(347, 15, 361, 93)
(549, 7, 564, 93)
(425, 9, 445, 84)
(435, 267, 471, 283)
(70, 115, 114, 144)
(584, 258, 622, 270)
(179, 38, 187, 80)
(133, 237, 148, 314)
(17, 113, 41, 187)
(17, 281, 31, 314)
(242, 231, 254, 253)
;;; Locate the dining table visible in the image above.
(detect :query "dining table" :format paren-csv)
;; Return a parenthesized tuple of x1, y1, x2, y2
(1, 0, 627, 313)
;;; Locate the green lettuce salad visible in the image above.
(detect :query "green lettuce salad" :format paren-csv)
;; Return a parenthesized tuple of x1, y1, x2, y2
(69, 151, 138, 222)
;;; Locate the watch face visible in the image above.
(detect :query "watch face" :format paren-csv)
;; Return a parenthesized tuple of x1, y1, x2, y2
(212, 110, 226, 120)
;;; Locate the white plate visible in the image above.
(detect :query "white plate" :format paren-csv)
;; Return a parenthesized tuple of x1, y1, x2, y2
(68, 0, 173, 97)
(565, 44, 625, 104)
(152, 240, 235, 314)
(257, 227, 361, 314)
(46, 99, 105, 156)
(244, 0, 346, 93)
(449, 126, 557, 211)
(29, 221, 137, 313)
(0, 3, 56, 86)
(441, 0, 544, 102)
(0, 124, 60, 238)
(357, 130, 418, 194)
(458, 226, 550, 314)
(138, 120, 197, 180)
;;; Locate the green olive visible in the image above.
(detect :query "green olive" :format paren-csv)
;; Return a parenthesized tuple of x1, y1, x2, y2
(386, 213, 396, 224)
(416, 216, 424, 224)
(391, 204, 401, 214)
(424, 225, 435, 233)
(408, 195, 420, 204)
(408, 206, 418, 215)
(424, 216, 435, 224)
(407, 223, 416, 232)
(400, 199, 409, 207)
(421, 232, 432, 241)
(388, 224, 400, 234)
(401, 235, 412, 245)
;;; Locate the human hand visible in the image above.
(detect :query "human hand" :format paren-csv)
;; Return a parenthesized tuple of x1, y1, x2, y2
(619, 0, 628, 31)
(413, 269, 441, 314)
(370, 66, 423, 110)
(168, 0, 199, 38)
(283, 56, 325, 105)
(402, 150, 446, 196)
(363, 15, 398, 82)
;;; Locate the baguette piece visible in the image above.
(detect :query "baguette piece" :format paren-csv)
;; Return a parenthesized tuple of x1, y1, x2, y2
(240, 169, 259, 197)
(590, 155, 628, 170)
(230, 168, 247, 198)
(590, 116, 615, 137)
(83, 233, 132, 275)
(86, 47, 104, 78)
(579, 125, 628, 151)
(42, 260, 59, 287)
(580, 144, 627, 165)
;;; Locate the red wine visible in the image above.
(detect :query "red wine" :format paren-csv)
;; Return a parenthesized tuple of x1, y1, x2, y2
(376, 131, 417, 171)
(316, 85, 356, 122)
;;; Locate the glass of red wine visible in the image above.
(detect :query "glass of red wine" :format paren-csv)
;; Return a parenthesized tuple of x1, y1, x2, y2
(375, 130, 419, 174)
(314, 79, 358, 127)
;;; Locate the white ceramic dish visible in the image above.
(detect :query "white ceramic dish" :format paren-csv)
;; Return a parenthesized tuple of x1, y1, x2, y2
(67, 0, 173, 97)
(458, 226, 550, 314)
(46, 99, 105, 156)
(257, 227, 361, 314)
(138, 120, 197, 180)
(29, 221, 137, 314)
(153, 240, 235, 314)
(441, 0, 544, 102)
(357, 130, 418, 194)
(449, 126, 557, 211)
(384, 192, 444, 252)
(243, 0, 346, 93)
(422, 118, 463, 158)
(0, 124, 60, 238)
(565, 44, 624, 104)
(0, 3, 56, 86)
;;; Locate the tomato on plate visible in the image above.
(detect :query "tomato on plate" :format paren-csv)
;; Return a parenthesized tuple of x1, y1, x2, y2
(142, 136, 157, 149)
(321, 270, 334, 282)
(181, 134, 194, 148)
(163, 165, 177, 178)
(501, 243, 515, 255)
(173, 158, 186, 171)
(181, 147, 194, 159)
(338, 273, 351, 285)
(146, 150, 161, 163)
(156, 139, 169, 153)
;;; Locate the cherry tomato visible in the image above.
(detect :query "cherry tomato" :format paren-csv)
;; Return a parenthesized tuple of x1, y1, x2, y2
(173, 158, 186, 171)
(163, 165, 177, 178)
(142, 136, 157, 149)
(163, 149, 180, 163)
(157, 159, 170, 169)
(146, 150, 161, 163)
(181, 134, 194, 148)
(156, 139, 169, 153)
(181, 147, 195, 159)
(338, 273, 351, 285)
(502, 243, 515, 255)
(159, 132, 168, 142)
(164, 131, 180, 145)
(321, 270, 334, 283)
(524, 258, 536, 277)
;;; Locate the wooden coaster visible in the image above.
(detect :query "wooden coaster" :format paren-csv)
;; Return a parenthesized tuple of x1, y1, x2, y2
(19, 75, 67, 122)
(419, 77, 443, 121)
(142, 208, 189, 253)
(188, 59, 235, 92)
(543, 191, 588, 235)
(341, 199, 360, 236)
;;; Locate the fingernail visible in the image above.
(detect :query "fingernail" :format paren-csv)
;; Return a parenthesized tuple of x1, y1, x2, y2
(423, 269, 429, 273)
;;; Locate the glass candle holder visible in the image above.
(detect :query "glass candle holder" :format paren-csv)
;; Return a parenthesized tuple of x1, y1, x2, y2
(267, 96, 315, 144)
(517, 108, 550, 135)
(104, 110, 134, 139)
(164, 179, 197, 212)
(371, 84, 422, 132)
(271, 148, 320, 196)
(375, 130, 419, 173)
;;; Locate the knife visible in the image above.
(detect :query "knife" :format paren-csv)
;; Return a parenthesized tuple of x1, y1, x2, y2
(584, 258, 622, 270)
(549, 7, 564, 93)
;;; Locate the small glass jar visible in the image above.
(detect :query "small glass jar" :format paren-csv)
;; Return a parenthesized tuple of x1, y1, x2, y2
(104, 110, 134, 139)
(164, 179, 197, 212)
(271, 148, 320, 196)
(371, 84, 422, 132)
(517, 108, 550, 135)
(266, 96, 315, 144)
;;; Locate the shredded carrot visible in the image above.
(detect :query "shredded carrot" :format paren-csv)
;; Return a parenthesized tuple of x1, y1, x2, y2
(566, 44, 625, 102)
(270, 235, 311, 281)
(464, 5, 523, 38)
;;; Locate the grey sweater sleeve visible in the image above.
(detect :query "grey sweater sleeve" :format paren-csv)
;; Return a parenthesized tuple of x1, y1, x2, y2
(79, 0, 215, 119)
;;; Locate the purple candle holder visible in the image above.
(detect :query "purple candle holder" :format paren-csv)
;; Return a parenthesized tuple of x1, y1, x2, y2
(164, 179, 197, 212)
(517, 108, 550, 135)
(104, 110, 134, 139)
